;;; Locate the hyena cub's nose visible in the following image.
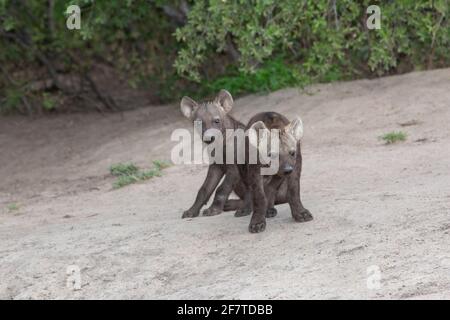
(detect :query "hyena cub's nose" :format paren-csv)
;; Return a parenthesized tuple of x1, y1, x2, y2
(203, 135, 215, 143)
(283, 164, 294, 174)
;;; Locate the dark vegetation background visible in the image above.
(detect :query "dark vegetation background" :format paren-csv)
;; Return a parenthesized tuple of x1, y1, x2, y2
(0, 0, 449, 115)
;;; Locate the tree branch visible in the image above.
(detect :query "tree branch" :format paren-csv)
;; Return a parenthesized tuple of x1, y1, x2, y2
(0, 64, 33, 115)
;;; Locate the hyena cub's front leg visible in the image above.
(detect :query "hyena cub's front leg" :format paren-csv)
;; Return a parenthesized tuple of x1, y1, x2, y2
(287, 175, 312, 222)
(287, 144, 313, 222)
(248, 168, 268, 233)
(182, 165, 224, 218)
(264, 176, 284, 218)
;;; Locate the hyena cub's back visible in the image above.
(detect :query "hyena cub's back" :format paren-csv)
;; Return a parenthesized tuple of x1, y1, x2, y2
(247, 111, 290, 131)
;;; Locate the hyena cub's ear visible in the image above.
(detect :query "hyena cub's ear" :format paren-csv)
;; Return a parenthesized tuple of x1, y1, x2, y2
(248, 121, 270, 154)
(286, 117, 304, 141)
(215, 89, 233, 113)
(180, 96, 198, 119)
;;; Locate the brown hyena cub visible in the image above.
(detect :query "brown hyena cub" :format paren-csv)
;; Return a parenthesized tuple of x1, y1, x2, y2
(237, 112, 313, 233)
(179, 89, 248, 218)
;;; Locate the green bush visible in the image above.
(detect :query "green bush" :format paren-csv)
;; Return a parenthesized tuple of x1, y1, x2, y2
(1, 0, 449, 112)
(175, 0, 450, 82)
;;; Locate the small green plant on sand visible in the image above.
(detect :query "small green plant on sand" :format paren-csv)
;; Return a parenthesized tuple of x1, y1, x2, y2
(380, 131, 407, 144)
(152, 160, 171, 170)
(7, 203, 19, 212)
(110, 161, 170, 189)
(110, 163, 139, 177)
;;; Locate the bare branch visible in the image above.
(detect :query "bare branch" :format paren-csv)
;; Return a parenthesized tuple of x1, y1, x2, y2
(48, 0, 55, 39)
(0, 64, 33, 115)
(148, 0, 189, 26)
(225, 33, 240, 62)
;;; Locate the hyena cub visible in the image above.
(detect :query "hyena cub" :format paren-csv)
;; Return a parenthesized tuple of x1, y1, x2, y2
(179, 89, 247, 218)
(238, 112, 313, 233)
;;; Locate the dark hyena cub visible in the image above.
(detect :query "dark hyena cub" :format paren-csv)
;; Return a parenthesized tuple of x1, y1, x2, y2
(180, 89, 247, 218)
(237, 112, 313, 233)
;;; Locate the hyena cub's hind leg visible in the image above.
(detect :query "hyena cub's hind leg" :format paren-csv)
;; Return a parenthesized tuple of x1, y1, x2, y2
(234, 192, 253, 217)
(202, 172, 235, 216)
(224, 181, 252, 217)
(202, 166, 242, 216)
(222, 196, 253, 217)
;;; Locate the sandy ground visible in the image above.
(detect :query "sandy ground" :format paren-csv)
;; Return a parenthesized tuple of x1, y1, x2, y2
(0, 68, 449, 299)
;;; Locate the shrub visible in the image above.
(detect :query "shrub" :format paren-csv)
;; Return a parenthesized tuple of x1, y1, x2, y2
(1, 0, 449, 111)
(175, 0, 450, 83)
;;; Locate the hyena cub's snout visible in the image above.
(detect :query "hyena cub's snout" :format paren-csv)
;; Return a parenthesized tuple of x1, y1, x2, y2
(282, 164, 294, 175)
(202, 131, 216, 144)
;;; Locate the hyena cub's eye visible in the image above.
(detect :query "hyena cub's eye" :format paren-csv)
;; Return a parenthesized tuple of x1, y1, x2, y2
(214, 118, 220, 124)
(268, 151, 278, 159)
(289, 150, 296, 157)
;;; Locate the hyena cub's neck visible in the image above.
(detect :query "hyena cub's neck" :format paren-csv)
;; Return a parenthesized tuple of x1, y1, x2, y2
(226, 114, 245, 131)
(219, 114, 245, 162)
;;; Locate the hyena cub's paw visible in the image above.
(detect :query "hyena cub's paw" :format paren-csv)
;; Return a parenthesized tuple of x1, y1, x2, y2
(266, 207, 277, 218)
(202, 207, 222, 217)
(182, 209, 200, 219)
(292, 209, 313, 223)
(249, 220, 266, 233)
(234, 207, 252, 217)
